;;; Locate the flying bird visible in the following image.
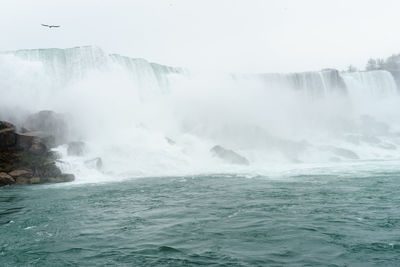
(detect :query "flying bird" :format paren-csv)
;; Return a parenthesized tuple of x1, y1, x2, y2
(41, 24, 60, 28)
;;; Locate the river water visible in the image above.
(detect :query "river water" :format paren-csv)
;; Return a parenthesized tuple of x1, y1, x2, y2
(1, 162, 400, 266)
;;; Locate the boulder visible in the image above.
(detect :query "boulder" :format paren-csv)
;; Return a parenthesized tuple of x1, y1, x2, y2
(29, 177, 41, 184)
(33, 161, 62, 178)
(48, 174, 75, 183)
(58, 174, 75, 182)
(210, 145, 250, 165)
(16, 132, 50, 155)
(0, 172, 15, 186)
(8, 169, 33, 178)
(67, 141, 85, 156)
(15, 177, 29, 185)
(0, 121, 14, 131)
(47, 177, 61, 183)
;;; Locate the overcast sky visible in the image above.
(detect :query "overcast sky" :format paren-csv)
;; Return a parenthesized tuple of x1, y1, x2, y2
(1, 0, 400, 72)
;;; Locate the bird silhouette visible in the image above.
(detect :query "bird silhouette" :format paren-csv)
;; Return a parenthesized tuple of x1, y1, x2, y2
(41, 24, 60, 28)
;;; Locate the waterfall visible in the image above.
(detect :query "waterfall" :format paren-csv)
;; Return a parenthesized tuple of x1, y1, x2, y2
(342, 70, 398, 98)
(1, 46, 400, 181)
(1, 46, 183, 92)
(238, 69, 347, 98)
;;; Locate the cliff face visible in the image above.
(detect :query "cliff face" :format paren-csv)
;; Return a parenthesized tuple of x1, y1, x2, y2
(0, 120, 74, 187)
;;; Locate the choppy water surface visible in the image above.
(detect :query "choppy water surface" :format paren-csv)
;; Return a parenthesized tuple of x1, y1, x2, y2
(1, 167, 400, 266)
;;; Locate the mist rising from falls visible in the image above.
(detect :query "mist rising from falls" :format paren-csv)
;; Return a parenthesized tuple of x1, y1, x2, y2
(1, 46, 399, 182)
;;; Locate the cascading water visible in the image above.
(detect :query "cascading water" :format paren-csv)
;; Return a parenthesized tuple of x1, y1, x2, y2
(342, 70, 398, 97)
(1, 46, 399, 182)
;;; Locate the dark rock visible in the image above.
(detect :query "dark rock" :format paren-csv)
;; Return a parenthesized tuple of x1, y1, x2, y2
(16, 133, 36, 151)
(48, 174, 75, 183)
(0, 121, 16, 149)
(33, 161, 62, 178)
(47, 177, 59, 183)
(0, 121, 15, 131)
(0, 172, 15, 186)
(15, 177, 29, 184)
(0, 148, 19, 173)
(84, 157, 103, 170)
(0, 119, 74, 187)
(28, 141, 47, 155)
(29, 177, 41, 184)
(210, 145, 250, 165)
(58, 174, 75, 182)
(67, 141, 85, 156)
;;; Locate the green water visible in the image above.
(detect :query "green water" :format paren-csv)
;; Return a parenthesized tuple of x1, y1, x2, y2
(1, 170, 400, 266)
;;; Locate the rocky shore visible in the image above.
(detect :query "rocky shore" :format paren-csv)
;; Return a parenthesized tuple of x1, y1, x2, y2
(0, 119, 74, 187)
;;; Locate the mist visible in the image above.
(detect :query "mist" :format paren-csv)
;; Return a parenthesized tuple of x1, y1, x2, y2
(1, 46, 399, 182)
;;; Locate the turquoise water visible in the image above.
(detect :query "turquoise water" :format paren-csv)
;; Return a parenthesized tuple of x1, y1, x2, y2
(1, 169, 400, 266)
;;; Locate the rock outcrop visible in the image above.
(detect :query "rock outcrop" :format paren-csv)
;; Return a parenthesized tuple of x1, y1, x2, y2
(0, 120, 75, 187)
(210, 145, 250, 165)
(0, 172, 15, 186)
(0, 121, 16, 149)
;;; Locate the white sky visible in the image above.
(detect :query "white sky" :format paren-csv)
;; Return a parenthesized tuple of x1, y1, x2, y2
(1, 0, 400, 72)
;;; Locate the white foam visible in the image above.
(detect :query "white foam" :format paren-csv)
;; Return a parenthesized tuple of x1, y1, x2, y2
(1, 47, 400, 183)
